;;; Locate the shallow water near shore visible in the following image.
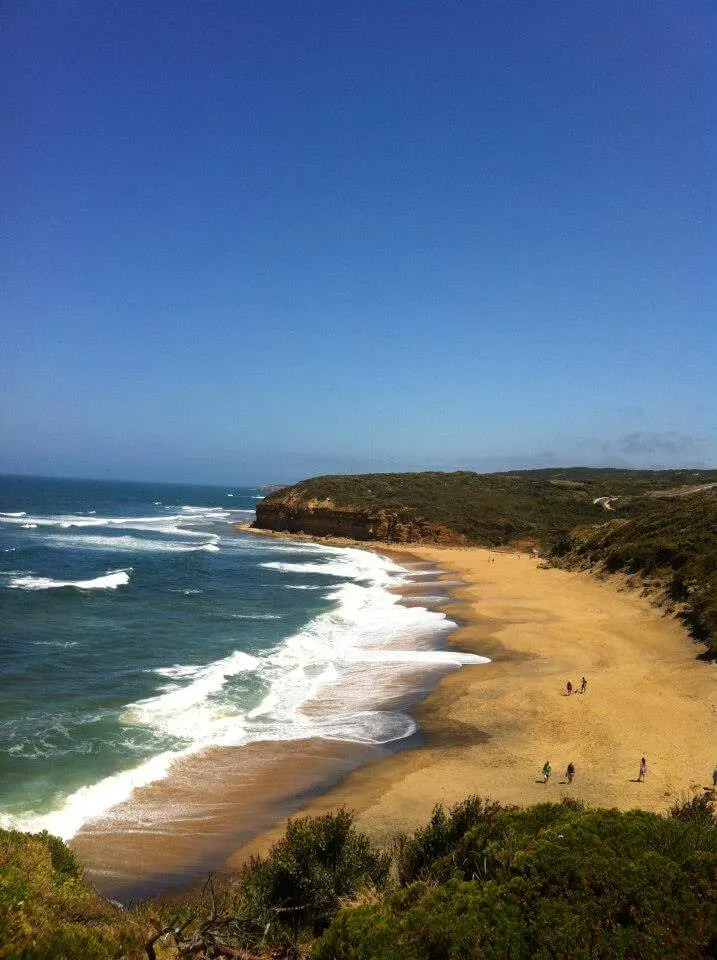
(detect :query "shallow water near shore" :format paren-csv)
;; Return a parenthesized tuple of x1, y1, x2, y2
(0, 475, 488, 899)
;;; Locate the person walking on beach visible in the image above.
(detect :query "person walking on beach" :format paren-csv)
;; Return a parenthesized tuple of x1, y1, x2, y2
(566, 680, 573, 696)
(566, 762, 575, 784)
(712, 765, 717, 789)
(580, 676, 588, 694)
(638, 756, 647, 782)
(542, 761, 552, 783)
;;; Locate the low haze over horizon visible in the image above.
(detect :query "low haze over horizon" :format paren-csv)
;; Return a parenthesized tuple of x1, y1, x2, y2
(2, 1, 715, 485)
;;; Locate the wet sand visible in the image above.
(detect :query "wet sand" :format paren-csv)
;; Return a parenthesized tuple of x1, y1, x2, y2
(227, 544, 716, 864)
(70, 738, 388, 903)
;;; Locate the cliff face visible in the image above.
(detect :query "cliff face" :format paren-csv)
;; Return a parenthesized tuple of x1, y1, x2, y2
(254, 498, 466, 545)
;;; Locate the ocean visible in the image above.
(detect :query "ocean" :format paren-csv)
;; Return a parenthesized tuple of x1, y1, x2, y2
(0, 475, 487, 870)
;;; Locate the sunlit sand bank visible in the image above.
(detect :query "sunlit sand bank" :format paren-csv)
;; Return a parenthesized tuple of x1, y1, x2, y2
(228, 543, 716, 864)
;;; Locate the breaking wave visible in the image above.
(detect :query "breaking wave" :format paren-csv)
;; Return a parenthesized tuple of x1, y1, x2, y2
(8, 569, 131, 591)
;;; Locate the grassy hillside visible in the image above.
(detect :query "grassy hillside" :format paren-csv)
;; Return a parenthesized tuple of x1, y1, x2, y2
(551, 491, 717, 658)
(0, 829, 148, 959)
(4, 797, 715, 958)
(262, 468, 717, 546)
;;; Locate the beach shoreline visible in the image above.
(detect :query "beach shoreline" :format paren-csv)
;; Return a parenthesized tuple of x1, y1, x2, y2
(69, 534, 468, 901)
(224, 535, 716, 868)
(70, 526, 716, 900)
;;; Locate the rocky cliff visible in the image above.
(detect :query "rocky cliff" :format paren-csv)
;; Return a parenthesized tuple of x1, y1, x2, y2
(253, 497, 466, 544)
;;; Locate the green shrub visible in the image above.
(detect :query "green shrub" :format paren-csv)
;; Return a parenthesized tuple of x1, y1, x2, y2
(670, 793, 717, 827)
(394, 795, 505, 884)
(34, 831, 82, 881)
(0, 829, 147, 960)
(237, 809, 390, 944)
(313, 804, 717, 960)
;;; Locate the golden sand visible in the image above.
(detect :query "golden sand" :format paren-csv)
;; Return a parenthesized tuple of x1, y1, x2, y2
(228, 544, 716, 864)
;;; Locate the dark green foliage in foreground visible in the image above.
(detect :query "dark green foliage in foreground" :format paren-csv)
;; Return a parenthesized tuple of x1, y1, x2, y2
(551, 491, 717, 657)
(669, 792, 717, 827)
(3, 798, 716, 958)
(0, 829, 146, 959)
(394, 794, 505, 885)
(234, 809, 391, 946)
(313, 796, 717, 960)
(264, 467, 717, 546)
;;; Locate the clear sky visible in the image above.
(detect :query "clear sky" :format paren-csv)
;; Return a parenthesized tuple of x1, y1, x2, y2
(2, 1, 714, 484)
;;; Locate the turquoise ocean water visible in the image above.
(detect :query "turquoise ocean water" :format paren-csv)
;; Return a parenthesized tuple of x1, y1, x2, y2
(0, 475, 486, 844)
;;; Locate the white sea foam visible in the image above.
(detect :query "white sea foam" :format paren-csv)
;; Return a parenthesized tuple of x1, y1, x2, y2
(0, 505, 243, 540)
(350, 649, 489, 666)
(1, 545, 489, 840)
(0, 749, 186, 840)
(122, 651, 260, 740)
(44, 533, 219, 553)
(21, 523, 38, 529)
(261, 552, 404, 582)
(310, 711, 417, 743)
(0, 511, 26, 517)
(180, 505, 230, 517)
(154, 665, 203, 679)
(8, 569, 131, 591)
(400, 594, 447, 604)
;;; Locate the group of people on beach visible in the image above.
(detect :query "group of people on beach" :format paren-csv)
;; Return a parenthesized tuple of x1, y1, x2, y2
(541, 760, 575, 784)
(541, 756, 647, 785)
(541, 675, 650, 786)
(565, 675, 588, 696)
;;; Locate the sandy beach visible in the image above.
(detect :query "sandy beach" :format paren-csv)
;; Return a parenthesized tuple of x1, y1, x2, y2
(69, 536, 716, 897)
(228, 542, 716, 864)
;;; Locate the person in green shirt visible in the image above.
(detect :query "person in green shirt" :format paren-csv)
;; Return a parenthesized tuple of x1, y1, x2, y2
(542, 761, 552, 783)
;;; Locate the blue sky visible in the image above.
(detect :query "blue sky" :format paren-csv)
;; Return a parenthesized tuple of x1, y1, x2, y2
(2, 1, 714, 484)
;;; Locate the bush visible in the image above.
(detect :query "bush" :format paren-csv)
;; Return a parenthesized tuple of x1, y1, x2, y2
(670, 793, 717, 827)
(394, 795, 505, 884)
(313, 804, 717, 960)
(236, 809, 390, 945)
(0, 829, 147, 959)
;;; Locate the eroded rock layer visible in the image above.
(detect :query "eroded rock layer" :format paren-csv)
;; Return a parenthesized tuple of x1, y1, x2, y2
(253, 499, 465, 544)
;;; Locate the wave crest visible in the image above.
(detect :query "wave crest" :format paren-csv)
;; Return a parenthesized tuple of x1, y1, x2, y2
(8, 569, 131, 591)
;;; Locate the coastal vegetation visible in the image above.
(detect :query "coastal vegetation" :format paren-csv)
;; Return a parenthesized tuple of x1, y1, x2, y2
(0, 829, 147, 959)
(2, 795, 716, 958)
(550, 491, 717, 659)
(257, 468, 717, 546)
